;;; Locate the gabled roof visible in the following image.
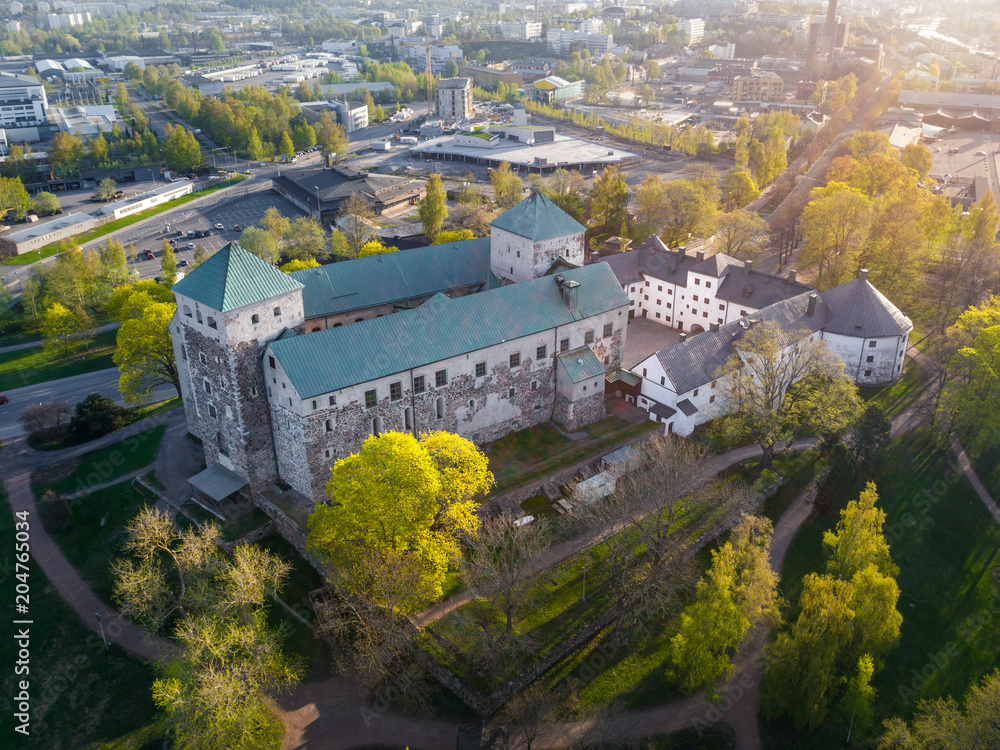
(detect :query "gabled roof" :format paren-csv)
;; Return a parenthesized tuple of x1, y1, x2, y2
(676, 399, 698, 417)
(822, 274, 913, 338)
(691, 252, 744, 278)
(716, 267, 814, 310)
(558, 346, 606, 384)
(172, 242, 303, 313)
(490, 191, 586, 242)
(269, 263, 628, 398)
(598, 236, 703, 288)
(290, 237, 494, 319)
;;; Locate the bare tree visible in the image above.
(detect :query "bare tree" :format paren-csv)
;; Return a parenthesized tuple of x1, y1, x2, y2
(18, 400, 72, 437)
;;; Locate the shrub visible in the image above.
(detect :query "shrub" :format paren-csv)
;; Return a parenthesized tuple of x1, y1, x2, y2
(69, 393, 130, 441)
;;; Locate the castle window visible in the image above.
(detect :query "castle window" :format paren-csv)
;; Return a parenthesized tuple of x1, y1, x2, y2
(655, 313, 661, 319)
(390, 381, 402, 401)
(325, 449, 330, 458)
(414, 375, 425, 394)
(645, 281, 650, 287)
(325, 419, 333, 432)
(204, 379, 211, 394)
(536, 345, 547, 360)
(269, 356, 276, 369)
(435, 369, 447, 387)
(207, 317, 217, 329)
(372, 417, 383, 436)
(584, 385, 587, 391)
(741, 310, 747, 316)
(365, 389, 377, 408)
(865, 369, 872, 377)
(469, 399, 475, 409)
(251, 386, 258, 397)
(182, 346, 187, 360)
(333, 323, 343, 327)
(436, 397, 445, 419)
(252, 314, 260, 324)
(866, 356, 874, 363)
(196, 310, 202, 324)
(311, 327, 321, 333)
(711, 381, 717, 388)
(273, 306, 281, 317)
(475, 362, 486, 377)
(404, 407, 413, 430)
(532, 381, 538, 391)
(603, 323, 612, 338)
(869, 341, 877, 348)
(584, 330, 594, 345)
(312, 400, 317, 410)
(208, 404, 217, 418)
(508, 387, 515, 398)
(693, 389, 699, 397)
(710, 395, 715, 403)
(667, 303, 672, 310)
(660, 376, 665, 385)
(703, 312, 708, 318)
(329, 395, 336, 406)
(199, 352, 207, 364)
(510, 352, 520, 368)
(692, 296, 698, 303)
(644, 295, 649, 301)
(516, 250, 520, 258)
(183, 305, 192, 318)
(560, 338, 570, 352)
(656, 299, 662, 306)
(695, 278, 701, 285)
(719, 304, 725, 311)
(642, 368, 647, 377)
(668, 289, 672, 295)
(217, 431, 228, 457)
(657, 285, 663, 292)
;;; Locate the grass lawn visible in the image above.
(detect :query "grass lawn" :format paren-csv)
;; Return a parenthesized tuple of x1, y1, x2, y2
(580, 727, 735, 749)
(761, 425, 1000, 747)
(32, 424, 166, 497)
(0, 489, 162, 750)
(0, 328, 118, 390)
(483, 416, 657, 494)
(29, 397, 181, 451)
(858, 361, 929, 420)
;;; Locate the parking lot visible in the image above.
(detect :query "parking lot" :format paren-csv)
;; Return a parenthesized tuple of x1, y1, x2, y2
(117, 183, 307, 278)
(928, 130, 999, 197)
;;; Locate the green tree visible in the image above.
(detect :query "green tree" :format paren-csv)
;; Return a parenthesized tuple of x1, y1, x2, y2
(418, 174, 448, 242)
(823, 481, 898, 581)
(590, 164, 629, 230)
(716, 321, 862, 466)
(722, 169, 760, 210)
(900, 143, 933, 180)
(279, 131, 295, 161)
(291, 123, 317, 150)
(49, 131, 85, 177)
(41, 302, 81, 356)
(89, 133, 110, 167)
(842, 655, 877, 742)
(338, 193, 375, 258)
(359, 239, 399, 257)
(283, 216, 328, 261)
(433, 229, 475, 244)
(710, 208, 769, 259)
(98, 239, 129, 289)
(0, 176, 30, 219)
(240, 226, 280, 265)
(163, 124, 200, 172)
(443, 59, 459, 77)
(160, 239, 177, 287)
(280, 258, 320, 273)
(490, 161, 523, 210)
(115, 81, 130, 114)
(800, 182, 874, 289)
(844, 130, 894, 160)
(307, 431, 493, 610)
(30, 191, 60, 216)
(92, 176, 118, 202)
(658, 177, 718, 246)
(191, 243, 207, 268)
(114, 300, 181, 402)
(246, 126, 263, 161)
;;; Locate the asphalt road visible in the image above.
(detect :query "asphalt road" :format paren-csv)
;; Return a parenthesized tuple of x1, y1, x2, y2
(0, 367, 176, 441)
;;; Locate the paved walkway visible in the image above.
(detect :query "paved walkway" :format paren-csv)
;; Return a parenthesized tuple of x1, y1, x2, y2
(0, 322, 121, 355)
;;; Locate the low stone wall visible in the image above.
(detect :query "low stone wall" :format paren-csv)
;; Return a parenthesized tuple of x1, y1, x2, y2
(253, 492, 332, 578)
(216, 521, 275, 555)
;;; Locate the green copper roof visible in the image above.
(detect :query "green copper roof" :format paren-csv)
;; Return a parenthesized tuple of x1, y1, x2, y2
(489, 191, 586, 242)
(558, 346, 606, 384)
(269, 262, 628, 398)
(172, 242, 303, 313)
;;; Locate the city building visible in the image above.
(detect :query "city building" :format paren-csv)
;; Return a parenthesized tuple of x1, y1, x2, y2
(529, 75, 584, 104)
(458, 64, 523, 91)
(52, 104, 118, 135)
(331, 99, 369, 133)
(679, 17, 705, 45)
(546, 29, 614, 56)
(496, 21, 542, 40)
(733, 69, 784, 102)
(423, 13, 443, 38)
(0, 73, 49, 128)
(170, 193, 626, 501)
(272, 164, 426, 222)
(0, 213, 95, 258)
(434, 77, 473, 121)
(574, 17, 605, 34)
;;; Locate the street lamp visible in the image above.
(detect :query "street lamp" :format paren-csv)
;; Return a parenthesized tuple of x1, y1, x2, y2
(581, 563, 589, 602)
(313, 185, 321, 218)
(93, 611, 109, 650)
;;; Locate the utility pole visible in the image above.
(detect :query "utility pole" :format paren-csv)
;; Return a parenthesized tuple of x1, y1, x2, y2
(93, 611, 109, 650)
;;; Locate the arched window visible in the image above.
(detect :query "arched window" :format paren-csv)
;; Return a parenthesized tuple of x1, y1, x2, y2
(196, 310, 203, 324)
(372, 417, 383, 436)
(436, 397, 445, 420)
(251, 313, 260, 324)
(404, 407, 413, 430)
(273, 306, 281, 317)
(354, 318, 364, 323)
(217, 431, 228, 457)
(183, 305, 192, 318)
(311, 327, 321, 333)
(325, 419, 333, 432)
(469, 399, 475, 409)
(207, 316, 217, 329)
(333, 322, 343, 328)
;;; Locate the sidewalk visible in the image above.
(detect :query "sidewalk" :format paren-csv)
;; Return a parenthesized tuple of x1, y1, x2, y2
(0, 321, 121, 355)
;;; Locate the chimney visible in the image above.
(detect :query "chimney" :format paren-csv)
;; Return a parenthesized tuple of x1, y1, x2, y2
(807, 293, 818, 317)
(696, 250, 705, 262)
(678, 246, 686, 260)
(679, 332, 688, 342)
(787, 269, 796, 283)
(744, 259, 754, 276)
(859, 268, 869, 282)
(561, 279, 580, 310)
(710, 322, 719, 332)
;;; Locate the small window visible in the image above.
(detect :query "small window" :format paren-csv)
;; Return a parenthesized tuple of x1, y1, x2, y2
(866, 355, 874, 363)
(705, 281, 711, 289)
(719, 304, 725, 311)
(644, 294, 649, 301)
(273, 306, 281, 317)
(508, 387, 515, 398)
(693, 389, 699, 397)
(183, 305, 192, 318)
(204, 379, 211, 394)
(329, 395, 336, 406)
(199, 352, 207, 364)
(645, 281, 650, 287)
(207, 316, 217, 329)
(390, 381, 402, 401)
(603, 323, 612, 338)
(325, 419, 333, 432)
(217, 431, 227, 457)
(312, 400, 317, 410)
(365, 389, 377, 408)
(436, 397, 445, 419)
(703, 312, 708, 318)
(325, 449, 331, 458)
(865, 369, 872, 377)
(414, 375, 425, 394)
(584, 330, 594, 345)
(656, 299, 662, 306)
(532, 381, 538, 391)
(657, 285, 663, 291)
(560, 338, 570, 352)
(655, 313, 661, 319)
(536, 344, 547, 360)
(510, 352, 520, 368)
(404, 407, 413, 430)
(642, 368, 647, 377)
(475, 361, 486, 377)
(250, 386, 258, 397)
(268, 356, 276, 369)
(668, 289, 672, 295)
(693, 295, 699, 303)
(252, 313, 260, 324)
(435, 369, 447, 387)
(695, 278, 701, 285)
(208, 404, 217, 418)
(372, 417, 383, 436)
(869, 341, 877, 348)
(740, 309, 747, 316)
(711, 380, 717, 388)
(196, 310, 202, 324)
(710, 395, 716, 403)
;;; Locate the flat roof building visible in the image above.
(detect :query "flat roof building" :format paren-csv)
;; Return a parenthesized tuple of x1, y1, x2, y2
(733, 69, 784, 102)
(435, 77, 473, 122)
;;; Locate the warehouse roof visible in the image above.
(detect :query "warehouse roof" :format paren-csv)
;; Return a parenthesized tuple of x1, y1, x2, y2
(290, 237, 495, 319)
(269, 263, 628, 398)
(490, 191, 586, 242)
(172, 242, 303, 312)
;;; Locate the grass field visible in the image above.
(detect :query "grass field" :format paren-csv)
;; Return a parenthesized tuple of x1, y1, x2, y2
(858, 362, 929, 419)
(761, 426, 1000, 747)
(33, 424, 166, 497)
(0, 489, 162, 750)
(0, 328, 118, 390)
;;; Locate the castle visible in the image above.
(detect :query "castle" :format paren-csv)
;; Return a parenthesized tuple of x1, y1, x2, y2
(169, 192, 912, 504)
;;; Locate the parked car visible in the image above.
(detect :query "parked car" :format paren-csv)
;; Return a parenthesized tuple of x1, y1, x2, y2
(144, 250, 155, 260)
(194, 229, 206, 238)
(975, 150, 986, 156)
(204, 229, 213, 236)
(178, 259, 189, 267)
(187, 231, 196, 239)
(214, 223, 224, 231)
(186, 243, 195, 250)
(0, 395, 9, 405)
(232, 224, 242, 232)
